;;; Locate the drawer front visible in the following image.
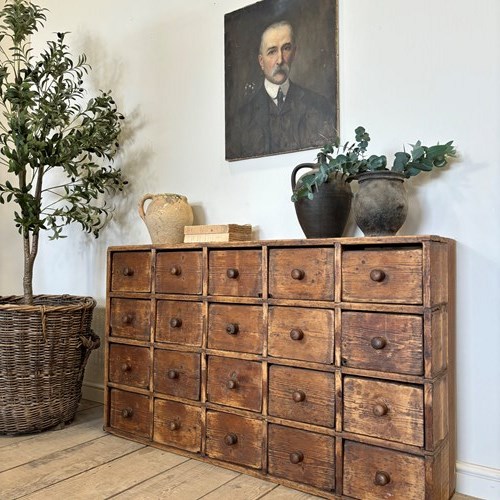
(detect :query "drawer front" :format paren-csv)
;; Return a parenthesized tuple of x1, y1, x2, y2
(269, 247, 334, 300)
(268, 306, 334, 364)
(268, 424, 335, 491)
(343, 377, 424, 447)
(111, 251, 151, 292)
(206, 410, 263, 469)
(208, 250, 262, 297)
(341, 312, 423, 375)
(343, 441, 425, 499)
(156, 251, 202, 295)
(110, 298, 150, 341)
(153, 399, 202, 452)
(156, 300, 203, 346)
(208, 304, 264, 354)
(154, 350, 201, 400)
(207, 356, 262, 412)
(268, 365, 335, 427)
(109, 389, 151, 438)
(342, 248, 423, 304)
(109, 344, 150, 389)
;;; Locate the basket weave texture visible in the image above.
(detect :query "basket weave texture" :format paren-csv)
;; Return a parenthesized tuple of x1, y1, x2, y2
(0, 295, 100, 435)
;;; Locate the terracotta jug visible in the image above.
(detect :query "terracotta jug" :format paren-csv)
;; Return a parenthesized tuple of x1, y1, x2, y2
(138, 193, 193, 244)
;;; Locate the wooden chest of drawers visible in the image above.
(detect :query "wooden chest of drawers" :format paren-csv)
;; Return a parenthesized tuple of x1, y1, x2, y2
(104, 236, 455, 499)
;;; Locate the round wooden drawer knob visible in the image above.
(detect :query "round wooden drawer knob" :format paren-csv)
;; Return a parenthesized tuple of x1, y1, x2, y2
(169, 421, 180, 431)
(121, 362, 131, 372)
(121, 408, 133, 418)
(170, 266, 181, 276)
(374, 471, 391, 486)
(226, 379, 238, 390)
(373, 403, 389, 417)
(122, 267, 133, 276)
(289, 328, 304, 341)
(371, 336, 387, 350)
(170, 317, 182, 328)
(224, 433, 238, 446)
(226, 323, 239, 335)
(292, 390, 306, 402)
(370, 269, 386, 282)
(291, 269, 305, 280)
(167, 369, 179, 380)
(289, 451, 304, 464)
(226, 268, 239, 279)
(122, 314, 133, 324)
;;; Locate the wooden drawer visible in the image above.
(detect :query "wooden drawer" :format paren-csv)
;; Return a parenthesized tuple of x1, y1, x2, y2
(268, 424, 335, 491)
(343, 441, 425, 499)
(153, 399, 202, 452)
(156, 300, 203, 346)
(109, 344, 150, 389)
(111, 251, 151, 292)
(268, 365, 335, 428)
(156, 251, 202, 295)
(206, 410, 263, 469)
(342, 247, 423, 304)
(109, 298, 150, 341)
(109, 389, 151, 438)
(208, 249, 262, 297)
(207, 356, 262, 412)
(341, 312, 423, 375)
(269, 247, 334, 300)
(343, 377, 424, 447)
(268, 306, 334, 364)
(154, 350, 201, 400)
(207, 304, 264, 354)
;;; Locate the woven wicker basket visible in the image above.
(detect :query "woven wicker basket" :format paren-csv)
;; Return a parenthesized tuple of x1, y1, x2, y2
(0, 295, 100, 435)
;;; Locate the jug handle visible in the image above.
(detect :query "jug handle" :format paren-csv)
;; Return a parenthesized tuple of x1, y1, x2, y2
(138, 193, 154, 222)
(291, 163, 317, 191)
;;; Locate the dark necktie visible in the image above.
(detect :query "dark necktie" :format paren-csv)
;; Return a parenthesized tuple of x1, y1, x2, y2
(277, 87, 284, 109)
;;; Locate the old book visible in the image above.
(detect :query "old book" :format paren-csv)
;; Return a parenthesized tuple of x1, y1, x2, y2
(183, 224, 252, 243)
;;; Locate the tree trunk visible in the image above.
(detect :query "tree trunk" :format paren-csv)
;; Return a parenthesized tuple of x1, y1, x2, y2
(23, 231, 38, 305)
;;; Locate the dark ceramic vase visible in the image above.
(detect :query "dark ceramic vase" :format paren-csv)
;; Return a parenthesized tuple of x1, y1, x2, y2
(292, 163, 352, 238)
(353, 171, 408, 236)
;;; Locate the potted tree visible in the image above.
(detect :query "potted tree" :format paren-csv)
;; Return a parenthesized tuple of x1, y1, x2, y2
(291, 126, 456, 236)
(0, 0, 127, 434)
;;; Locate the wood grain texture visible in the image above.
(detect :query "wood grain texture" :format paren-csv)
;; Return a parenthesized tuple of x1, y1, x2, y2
(206, 411, 263, 469)
(341, 311, 423, 375)
(208, 303, 264, 354)
(268, 306, 334, 364)
(342, 248, 423, 304)
(268, 247, 334, 300)
(343, 440, 425, 499)
(268, 365, 335, 428)
(111, 251, 151, 292)
(343, 377, 424, 447)
(156, 250, 203, 294)
(110, 389, 151, 438)
(156, 299, 203, 346)
(110, 297, 151, 340)
(108, 344, 150, 389)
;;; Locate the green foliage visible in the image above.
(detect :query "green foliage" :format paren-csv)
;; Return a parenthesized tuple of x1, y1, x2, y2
(0, 0, 127, 300)
(291, 127, 456, 202)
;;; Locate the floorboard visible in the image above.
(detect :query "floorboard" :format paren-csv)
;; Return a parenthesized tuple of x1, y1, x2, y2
(0, 401, 479, 500)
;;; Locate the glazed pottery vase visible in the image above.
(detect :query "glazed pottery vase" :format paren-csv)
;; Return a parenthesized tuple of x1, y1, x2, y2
(138, 193, 193, 244)
(292, 163, 352, 238)
(353, 171, 408, 236)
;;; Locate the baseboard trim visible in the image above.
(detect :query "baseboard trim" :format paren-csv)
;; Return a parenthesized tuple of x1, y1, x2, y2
(82, 381, 104, 404)
(457, 461, 500, 499)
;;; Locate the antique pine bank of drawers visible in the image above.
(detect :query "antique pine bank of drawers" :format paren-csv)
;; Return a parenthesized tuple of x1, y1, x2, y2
(105, 236, 455, 499)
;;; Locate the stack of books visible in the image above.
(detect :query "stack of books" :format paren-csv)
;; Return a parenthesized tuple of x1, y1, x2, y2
(183, 224, 253, 243)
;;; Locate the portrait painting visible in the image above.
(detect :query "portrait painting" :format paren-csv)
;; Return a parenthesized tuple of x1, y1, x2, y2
(224, 0, 338, 161)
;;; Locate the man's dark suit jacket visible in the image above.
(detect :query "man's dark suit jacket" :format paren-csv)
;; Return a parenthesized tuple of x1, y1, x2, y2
(227, 81, 336, 160)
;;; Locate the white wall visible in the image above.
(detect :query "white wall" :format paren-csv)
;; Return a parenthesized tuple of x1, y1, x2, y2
(0, 1, 498, 497)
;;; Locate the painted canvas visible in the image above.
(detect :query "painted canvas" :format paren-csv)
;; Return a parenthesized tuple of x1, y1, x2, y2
(225, 0, 338, 161)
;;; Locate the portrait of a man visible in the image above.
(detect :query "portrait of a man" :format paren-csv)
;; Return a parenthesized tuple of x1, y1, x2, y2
(225, 0, 338, 161)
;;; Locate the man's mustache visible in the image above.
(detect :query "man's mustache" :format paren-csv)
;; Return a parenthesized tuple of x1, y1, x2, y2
(272, 63, 290, 76)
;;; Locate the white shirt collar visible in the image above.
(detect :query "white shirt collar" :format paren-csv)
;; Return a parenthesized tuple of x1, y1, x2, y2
(264, 79, 290, 102)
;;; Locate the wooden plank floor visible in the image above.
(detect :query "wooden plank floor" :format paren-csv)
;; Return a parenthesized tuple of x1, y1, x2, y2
(0, 401, 477, 500)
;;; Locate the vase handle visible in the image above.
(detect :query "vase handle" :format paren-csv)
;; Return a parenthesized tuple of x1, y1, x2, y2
(138, 193, 154, 221)
(291, 163, 317, 190)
